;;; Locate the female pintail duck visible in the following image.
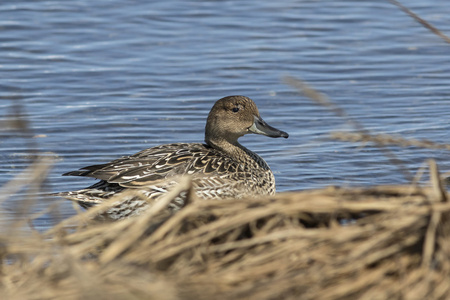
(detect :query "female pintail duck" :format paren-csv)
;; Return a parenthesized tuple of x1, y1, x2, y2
(57, 96, 288, 219)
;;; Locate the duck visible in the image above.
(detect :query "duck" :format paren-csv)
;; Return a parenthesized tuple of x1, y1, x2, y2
(57, 96, 288, 220)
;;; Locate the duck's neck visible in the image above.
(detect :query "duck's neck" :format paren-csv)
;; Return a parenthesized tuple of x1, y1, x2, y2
(205, 137, 269, 170)
(206, 137, 244, 156)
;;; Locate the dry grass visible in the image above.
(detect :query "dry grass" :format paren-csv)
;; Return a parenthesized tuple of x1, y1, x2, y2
(1, 158, 450, 300)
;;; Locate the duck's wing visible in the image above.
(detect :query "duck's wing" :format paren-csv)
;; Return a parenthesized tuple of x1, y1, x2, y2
(111, 147, 245, 189)
(63, 143, 240, 188)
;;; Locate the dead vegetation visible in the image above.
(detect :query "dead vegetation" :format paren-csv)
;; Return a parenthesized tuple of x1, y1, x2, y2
(1, 154, 450, 300)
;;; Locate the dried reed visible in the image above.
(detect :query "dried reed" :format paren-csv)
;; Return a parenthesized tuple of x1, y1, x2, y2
(1, 157, 450, 300)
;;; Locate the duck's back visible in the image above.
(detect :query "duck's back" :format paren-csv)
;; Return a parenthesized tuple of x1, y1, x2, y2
(61, 142, 275, 206)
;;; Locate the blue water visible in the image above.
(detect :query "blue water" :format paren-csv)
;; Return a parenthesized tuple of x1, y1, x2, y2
(1, 0, 450, 228)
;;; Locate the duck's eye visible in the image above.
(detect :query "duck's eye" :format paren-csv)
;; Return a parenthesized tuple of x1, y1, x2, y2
(232, 107, 239, 113)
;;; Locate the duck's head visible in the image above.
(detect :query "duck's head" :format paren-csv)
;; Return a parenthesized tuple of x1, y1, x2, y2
(205, 95, 288, 146)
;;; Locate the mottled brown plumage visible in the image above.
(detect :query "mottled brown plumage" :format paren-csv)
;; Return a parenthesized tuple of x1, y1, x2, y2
(57, 96, 288, 220)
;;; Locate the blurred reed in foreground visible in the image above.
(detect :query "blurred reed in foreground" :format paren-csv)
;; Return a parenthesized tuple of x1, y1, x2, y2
(1, 156, 450, 300)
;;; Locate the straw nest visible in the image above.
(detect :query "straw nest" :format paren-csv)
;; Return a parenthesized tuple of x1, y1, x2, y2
(2, 159, 450, 300)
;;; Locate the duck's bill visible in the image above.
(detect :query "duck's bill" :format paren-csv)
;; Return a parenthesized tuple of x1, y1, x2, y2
(249, 115, 289, 138)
